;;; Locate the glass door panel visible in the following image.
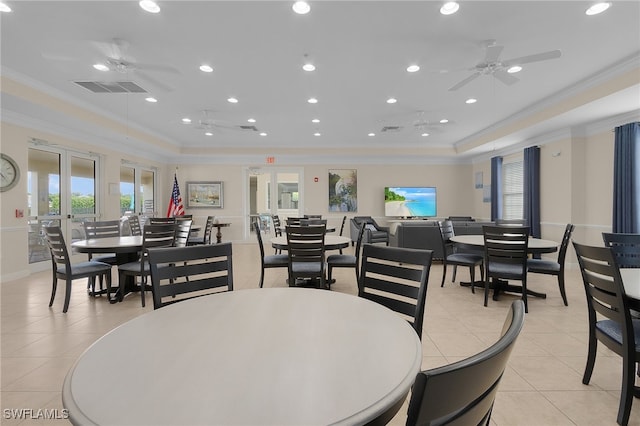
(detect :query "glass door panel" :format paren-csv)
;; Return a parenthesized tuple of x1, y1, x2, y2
(120, 166, 136, 216)
(69, 155, 97, 242)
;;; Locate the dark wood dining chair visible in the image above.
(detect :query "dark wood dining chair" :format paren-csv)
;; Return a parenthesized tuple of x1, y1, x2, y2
(117, 223, 176, 307)
(573, 242, 639, 425)
(358, 244, 433, 339)
(406, 300, 525, 425)
(285, 224, 327, 288)
(43, 226, 113, 313)
(126, 215, 142, 236)
(527, 223, 574, 306)
(188, 215, 214, 245)
(82, 220, 120, 295)
(482, 225, 530, 312)
(603, 232, 640, 268)
(148, 243, 233, 309)
(254, 221, 288, 288)
(327, 222, 365, 287)
(173, 218, 193, 248)
(439, 219, 484, 290)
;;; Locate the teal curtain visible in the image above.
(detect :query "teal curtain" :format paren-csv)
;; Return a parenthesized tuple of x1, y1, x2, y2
(613, 122, 640, 233)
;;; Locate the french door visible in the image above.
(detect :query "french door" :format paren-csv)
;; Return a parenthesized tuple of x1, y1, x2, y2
(27, 144, 100, 267)
(245, 167, 303, 239)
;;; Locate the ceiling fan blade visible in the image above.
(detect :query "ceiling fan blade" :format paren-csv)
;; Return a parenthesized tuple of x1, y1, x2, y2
(502, 49, 561, 67)
(448, 72, 481, 91)
(484, 44, 504, 63)
(493, 69, 519, 86)
(135, 63, 180, 74)
(135, 70, 174, 92)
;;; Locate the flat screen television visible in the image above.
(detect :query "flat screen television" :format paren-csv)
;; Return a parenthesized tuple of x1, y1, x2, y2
(385, 187, 437, 217)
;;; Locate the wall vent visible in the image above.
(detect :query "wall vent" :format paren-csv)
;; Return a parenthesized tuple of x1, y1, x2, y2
(74, 81, 147, 93)
(381, 125, 402, 133)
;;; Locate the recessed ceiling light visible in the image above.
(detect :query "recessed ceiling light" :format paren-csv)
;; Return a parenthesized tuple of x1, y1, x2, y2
(93, 63, 109, 72)
(439, 119, 449, 124)
(507, 65, 522, 74)
(314, 132, 321, 137)
(465, 98, 477, 104)
(181, 118, 192, 124)
(292, 1, 310, 14)
(407, 65, 420, 73)
(440, 1, 459, 15)
(307, 98, 318, 104)
(586, 2, 611, 15)
(248, 118, 256, 123)
(368, 133, 376, 137)
(259, 132, 268, 136)
(386, 98, 397, 104)
(139, 0, 160, 14)
(0, 3, 12, 13)
(302, 63, 316, 72)
(227, 97, 238, 103)
(312, 119, 320, 123)
(205, 132, 213, 136)
(145, 97, 158, 103)
(199, 65, 213, 73)
(421, 133, 430, 137)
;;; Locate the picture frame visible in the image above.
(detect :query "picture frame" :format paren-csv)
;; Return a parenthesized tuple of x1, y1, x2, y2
(186, 181, 223, 208)
(328, 169, 357, 212)
(475, 171, 483, 189)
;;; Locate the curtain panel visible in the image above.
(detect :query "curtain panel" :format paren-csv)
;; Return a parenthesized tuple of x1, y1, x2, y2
(523, 146, 541, 238)
(613, 122, 640, 233)
(491, 156, 503, 221)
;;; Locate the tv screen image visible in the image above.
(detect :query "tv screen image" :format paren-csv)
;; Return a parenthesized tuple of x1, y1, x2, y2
(385, 187, 436, 217)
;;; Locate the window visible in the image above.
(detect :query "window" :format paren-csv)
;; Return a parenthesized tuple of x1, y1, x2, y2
(503, 158, 523, 220)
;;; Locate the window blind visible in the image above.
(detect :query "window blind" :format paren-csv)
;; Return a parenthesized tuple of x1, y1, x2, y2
(503, 160, 523, 220)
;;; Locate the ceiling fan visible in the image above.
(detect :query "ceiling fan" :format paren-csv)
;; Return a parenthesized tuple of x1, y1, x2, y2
(448, 40, 561, 91)
(192, 110, 258, 134)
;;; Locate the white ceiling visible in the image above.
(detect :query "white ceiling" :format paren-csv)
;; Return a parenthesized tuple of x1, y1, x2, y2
(1, 1, 639, 163)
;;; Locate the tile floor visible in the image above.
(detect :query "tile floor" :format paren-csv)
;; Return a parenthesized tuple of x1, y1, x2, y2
(2, 240, 640, 425)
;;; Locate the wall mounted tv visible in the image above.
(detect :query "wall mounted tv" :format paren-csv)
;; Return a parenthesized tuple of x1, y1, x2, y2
(384, 187, 437, 217)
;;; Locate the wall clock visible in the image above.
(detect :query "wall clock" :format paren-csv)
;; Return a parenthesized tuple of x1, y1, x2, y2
(1, 153, 20, 192)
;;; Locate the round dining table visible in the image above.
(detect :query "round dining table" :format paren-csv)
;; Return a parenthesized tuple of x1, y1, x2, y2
(62, 288, 422, 425)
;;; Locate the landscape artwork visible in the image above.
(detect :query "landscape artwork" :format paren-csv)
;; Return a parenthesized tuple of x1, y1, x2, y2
(186, 181, 223, 208)
(328, 169, 357, 212)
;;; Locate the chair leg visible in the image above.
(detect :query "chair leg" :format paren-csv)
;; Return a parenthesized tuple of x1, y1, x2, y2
(582, 332, 597, 385)
(259, 267, 265, 288)
(469, 266, 476, 294)
(141, 275, 146, 307)
(327, 266, 334, 286)
(618, 353, 635, 425)
(521, 277, 528, 313)
(440, 262, 447, 287)
(105, 272, 112, 302)
(452, 265, 457, 283)
(62, 278, 72, 313)
(49, 277, 58, 307)
(484, 277, 490, 307)
(558, 273, 568, 306)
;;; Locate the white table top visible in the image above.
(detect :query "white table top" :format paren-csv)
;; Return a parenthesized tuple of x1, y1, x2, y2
(62, 288, 422, 426)
(71, 236, 143, 253)
(621, 268, 640, 301)
(450, 234, 558, 252)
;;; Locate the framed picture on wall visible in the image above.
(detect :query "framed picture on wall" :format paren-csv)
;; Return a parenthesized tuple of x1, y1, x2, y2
(186, 181, 223, 208)
(475, 171, 483, 189)
(328, 169, 357, 212)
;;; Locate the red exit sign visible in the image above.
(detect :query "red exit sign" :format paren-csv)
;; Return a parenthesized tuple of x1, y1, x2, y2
(266, 156, 275, 164)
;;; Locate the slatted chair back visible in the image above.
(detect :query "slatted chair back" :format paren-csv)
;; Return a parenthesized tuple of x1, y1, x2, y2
(573, 242, 637, 425)
(602, 232, 640, 268)
(148, 243, 234, 309)
(300, 218, 327, 226)
(285, 224, 327, 287)
(127, 215, 142, 236)
(495, 219, 527, 226)
(557, 223, 575, 265)
(303, 214, 323, 219)
(358, 244, 433, 339)
(44, 226, 73, 274)
(339, 215, 347, 236)
(286, 217, 304, 226)
(174, 219, 193, 248)
(406, 300, 525, 426)
(483, 225, 530, 310)
(83, 220, 121, 239)
(202, 215, 215, 244)
(148, 217, 176, 225)
(272, 215, 283, 237)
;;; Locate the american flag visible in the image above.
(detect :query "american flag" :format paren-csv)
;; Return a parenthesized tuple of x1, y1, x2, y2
(166, 173, 185, 217)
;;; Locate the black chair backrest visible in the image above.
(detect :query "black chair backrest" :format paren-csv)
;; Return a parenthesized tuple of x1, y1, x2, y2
(127, 215, 142, 236)
(495, 219, 527, 226)
(557, 224, 575, 264)
(286, 217, 304, 226)
(300, 218, 327, 226)
(446, 216, 475, 222)
(573, 242, 632, 354)
(148, 243, 234, 309)
(43, 226, 72, 272)
(254, 221, 267, 261)
(303, 214, 323, 219)
(83, 220, 120, 239)
(358, 244, 432, 339)
(148, 217, 176, 225)
(483, 225, 530, 270)
(141, 224, 176, 257)
(602, 232, 640, 268)
(286, 224, 326, 265)
(272, 215, 282, 237)
(174, 219, 193, 248)
(406, 300, 525, 425)
(339, 215, 347, 236)
(202, 216, 215, 244)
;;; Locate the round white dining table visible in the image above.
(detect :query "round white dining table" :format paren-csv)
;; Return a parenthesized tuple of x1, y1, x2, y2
(270, 234, 351, 251)
(450, 234, 558, 254)
(62, 288, 422, 425)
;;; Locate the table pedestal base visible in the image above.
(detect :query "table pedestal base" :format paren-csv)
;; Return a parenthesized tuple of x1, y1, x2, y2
(460, 279, 547, 300)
